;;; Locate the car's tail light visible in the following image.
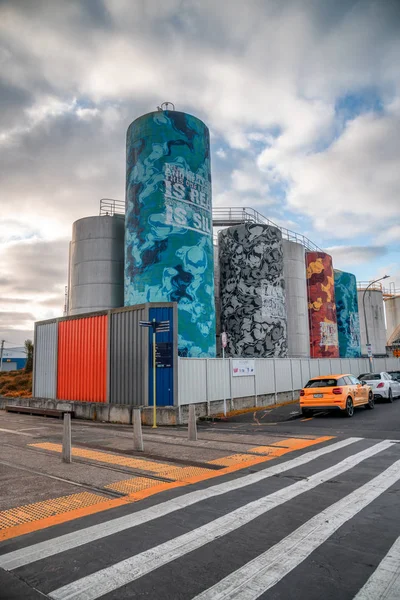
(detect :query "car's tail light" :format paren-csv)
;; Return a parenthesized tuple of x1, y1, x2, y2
(300, 390, 305, 396)
(377, 382, 385, 388)
(332, 387, 343, 395)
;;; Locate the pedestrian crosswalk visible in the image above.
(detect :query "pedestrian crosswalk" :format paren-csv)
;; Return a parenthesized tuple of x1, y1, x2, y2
(1, 436, 400, 599)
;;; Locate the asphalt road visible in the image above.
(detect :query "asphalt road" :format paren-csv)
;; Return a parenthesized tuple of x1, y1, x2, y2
(1, 400, 400, 599)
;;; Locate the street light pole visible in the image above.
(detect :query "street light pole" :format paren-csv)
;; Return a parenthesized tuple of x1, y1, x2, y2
(362, 275, 390, 371)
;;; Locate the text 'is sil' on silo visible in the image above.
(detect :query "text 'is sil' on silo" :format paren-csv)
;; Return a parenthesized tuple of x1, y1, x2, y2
(334, 270, 361, 358)
(124, 108, 216, 357)
(306, 252, 339, 358)
(219, 223, 287, 357)
(282, 240, 310, 358)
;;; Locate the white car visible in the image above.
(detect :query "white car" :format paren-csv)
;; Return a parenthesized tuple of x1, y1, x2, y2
(359, 372, 400, 403)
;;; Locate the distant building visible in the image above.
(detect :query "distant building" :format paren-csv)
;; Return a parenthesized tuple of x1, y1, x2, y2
(1, 347, 27, 371)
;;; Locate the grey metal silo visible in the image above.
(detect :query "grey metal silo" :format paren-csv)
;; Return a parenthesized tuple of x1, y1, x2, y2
(219, 223, 287, 357)
(68, 215, 124, 315)
(357, 286, 387, 356)
(282, 240, 310, 357)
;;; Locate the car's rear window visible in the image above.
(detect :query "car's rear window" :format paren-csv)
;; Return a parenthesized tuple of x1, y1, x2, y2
(359, 373, 380, 381)
(305, 379, 337, 388)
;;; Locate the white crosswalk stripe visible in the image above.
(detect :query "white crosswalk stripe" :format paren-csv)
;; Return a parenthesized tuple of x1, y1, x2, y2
(48, 440, 395, 600)
(353, 535, 400, 600)
(193, 459, 400, 600)
(0, 436, 360, 571)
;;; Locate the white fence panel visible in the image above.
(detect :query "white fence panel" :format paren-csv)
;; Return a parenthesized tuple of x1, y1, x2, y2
(385, 357, 400, 371)
(255, 360, 275, 395)
(300, 360, 311, 386)
(178, 359, 207, 405)
(329, 358, 342, 374)
(318, 359, 331, 375)
(309, 360, 319, 378)
(275, 359, 292, 392)
(291, 360, 302, 390)
(340, 358, 351, 373)
(357, 358, 370, 375)
(207, 359, 230, 401)
(374, 357, 387, 373)
(232, 372, 255, 399)
(348, 359, 360, 376)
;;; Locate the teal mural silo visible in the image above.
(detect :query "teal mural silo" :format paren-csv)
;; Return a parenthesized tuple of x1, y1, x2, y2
(125, 109, 216, 357)
(334, 270, 361, 358)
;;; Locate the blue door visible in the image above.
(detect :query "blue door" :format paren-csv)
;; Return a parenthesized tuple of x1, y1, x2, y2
(148, 307, 174, 406)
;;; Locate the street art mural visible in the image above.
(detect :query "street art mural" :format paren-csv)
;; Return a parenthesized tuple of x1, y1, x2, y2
(219, 224, 287, 357)
(334, 270, 361, 358)
(306, 252, 339, 358)
(125, 110, 216, 357)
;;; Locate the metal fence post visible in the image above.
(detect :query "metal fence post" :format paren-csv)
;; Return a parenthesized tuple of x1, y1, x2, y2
(206, 359, 210, 416)
(188, 405, 197, 441)
(62, 413, 72, 464)
(133, 407, 144, 452)
(273, 359, 278, 405)
(229, 358, 234, 411)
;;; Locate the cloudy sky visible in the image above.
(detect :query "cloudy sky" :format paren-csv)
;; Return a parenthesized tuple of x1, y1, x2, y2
(1, 0, 399, 346)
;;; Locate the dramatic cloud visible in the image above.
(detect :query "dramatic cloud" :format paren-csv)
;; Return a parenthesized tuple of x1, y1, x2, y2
(1, 0, 399, 343)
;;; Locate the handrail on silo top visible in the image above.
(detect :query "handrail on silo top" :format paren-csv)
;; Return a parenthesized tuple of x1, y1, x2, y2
(357, 281, 383, 292)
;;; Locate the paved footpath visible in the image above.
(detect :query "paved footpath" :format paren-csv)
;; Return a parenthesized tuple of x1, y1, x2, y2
(1, 400, 400, 598)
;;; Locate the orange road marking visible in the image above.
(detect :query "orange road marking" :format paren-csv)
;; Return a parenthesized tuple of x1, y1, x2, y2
(0, 436, 333, 541)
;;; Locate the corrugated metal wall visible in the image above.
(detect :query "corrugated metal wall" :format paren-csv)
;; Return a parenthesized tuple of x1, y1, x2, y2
(57, 314, 107, 402)
(33, 321, 58, 398)
(109, 306, 147, 406)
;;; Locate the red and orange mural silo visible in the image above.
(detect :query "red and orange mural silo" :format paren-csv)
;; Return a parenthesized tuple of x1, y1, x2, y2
(306, 252, 339, 358)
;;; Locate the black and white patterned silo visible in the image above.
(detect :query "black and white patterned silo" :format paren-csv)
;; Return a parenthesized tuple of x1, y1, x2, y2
(219, 223, 287, 357)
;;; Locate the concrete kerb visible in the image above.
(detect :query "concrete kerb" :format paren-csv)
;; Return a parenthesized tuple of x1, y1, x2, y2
(0, 391, 301, 425)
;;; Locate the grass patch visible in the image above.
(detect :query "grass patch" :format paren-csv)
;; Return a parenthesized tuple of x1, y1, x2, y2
(0, 370, 32, 398)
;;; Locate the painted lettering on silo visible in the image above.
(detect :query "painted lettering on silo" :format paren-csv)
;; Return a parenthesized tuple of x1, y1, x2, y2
(306, 252, 339, 358)
(125, 110, 215, 357)
(334, 270, 361, 358)
(219, 224, 287, 357)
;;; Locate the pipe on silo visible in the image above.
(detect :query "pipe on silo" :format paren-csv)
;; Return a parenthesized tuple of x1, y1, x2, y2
(334, 270, 361, 358)
(305, 252, 339, 358)
(219, 223, 287, 358)
(282, 240, 310, 357)
(124, 109, 216, 357)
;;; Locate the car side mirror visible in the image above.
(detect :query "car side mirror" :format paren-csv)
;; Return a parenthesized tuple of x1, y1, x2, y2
(361, 381, 366, 386)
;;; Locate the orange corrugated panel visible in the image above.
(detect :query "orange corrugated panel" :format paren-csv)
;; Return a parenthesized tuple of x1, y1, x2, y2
(57, 315, 107, 402)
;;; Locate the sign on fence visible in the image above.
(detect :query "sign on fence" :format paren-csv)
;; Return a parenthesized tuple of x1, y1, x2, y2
(232, 359, 255, 377)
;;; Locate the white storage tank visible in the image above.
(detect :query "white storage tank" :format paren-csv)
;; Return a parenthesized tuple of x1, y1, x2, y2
(282, 240, 309, 357)
(385, 294, 400, 345)
(68, 215, 124, 315)
(357, 287, 387, 355)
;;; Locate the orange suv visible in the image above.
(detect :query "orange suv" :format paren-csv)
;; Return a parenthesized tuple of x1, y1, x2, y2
(300, 374, 374, 418)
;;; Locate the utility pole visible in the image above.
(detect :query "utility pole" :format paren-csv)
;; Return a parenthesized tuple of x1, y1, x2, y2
(0, 340, 4, 372)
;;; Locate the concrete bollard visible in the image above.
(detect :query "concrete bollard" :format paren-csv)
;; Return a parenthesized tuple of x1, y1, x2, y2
(62, 412, 72, 464)
(133, 407, 144, 452)
(188, 405, 197, 441)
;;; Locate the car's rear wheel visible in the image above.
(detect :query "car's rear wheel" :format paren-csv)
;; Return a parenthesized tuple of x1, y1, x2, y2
(387, 388, 393, 403)
(343, 397, 354, 417)
(301, 408, 312, 417)
(365, 391, 374, 410)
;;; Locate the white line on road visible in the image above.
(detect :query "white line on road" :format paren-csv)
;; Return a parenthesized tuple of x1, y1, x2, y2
(0, 437, 360, 571)
(193, 459, 400, 600)
(353, 535, 400, 600)
(0, 428, 34, 436)
(48, 440, 394, 600)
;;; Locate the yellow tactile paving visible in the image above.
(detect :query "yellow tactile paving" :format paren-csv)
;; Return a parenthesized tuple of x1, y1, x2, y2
(106, 477, 160, 494)
(209, 453, 259, 467)
(0, 492, 106, 530)
(29, 442, 181, 476)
